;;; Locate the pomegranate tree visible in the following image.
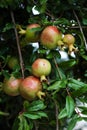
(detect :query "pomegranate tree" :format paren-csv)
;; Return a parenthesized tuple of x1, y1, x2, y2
(32, 58, 51, 82)
(63, 34, 76, 53)
(19, 76, 45, 101)
(40, 26, 62, 49)
(3, 76, 22, 96)
(19, 23, 41, 43)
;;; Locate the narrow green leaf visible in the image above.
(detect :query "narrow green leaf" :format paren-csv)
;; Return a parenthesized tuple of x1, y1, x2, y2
(23, 117, 30, 130)
(36, 111, 48, 118)
(0, 111, 9, 116)
(58, 108, 67, 119)
(47, 79, 67, 91)
(12, 117, 20, 130)
(82, 18, 87, 25)
(3, 23, 14, 32)
(66, 96, 75, 118)
(68, 78, 87, 90)
(67, 115, 79, 130)
(59, 59, 77, 69)
(23, 110, 47, 120)
(23, 112, 41, 119)
(27, 100, 46, 112)
(72, 85, 87, 97)
(18, 115, 24, 130)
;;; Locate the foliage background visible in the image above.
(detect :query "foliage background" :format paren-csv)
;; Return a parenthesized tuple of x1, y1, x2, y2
(0, 0, 87, 130)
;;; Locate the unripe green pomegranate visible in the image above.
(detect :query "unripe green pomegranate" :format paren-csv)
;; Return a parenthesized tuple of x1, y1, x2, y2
(32, 58, 51, 82)
(7, 56, 19, 70)
(40, 26, 62, 49)
(19, 23, 41, 43)
(19, 76, 45, 101)
(3, 76, 22, 96)
(63, 34, 76, 53)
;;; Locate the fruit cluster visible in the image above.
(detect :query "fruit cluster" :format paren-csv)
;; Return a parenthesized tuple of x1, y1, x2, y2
(3, 23, 77, 101)
(18, 23, 77, 53)
(3, 58, 51, 101)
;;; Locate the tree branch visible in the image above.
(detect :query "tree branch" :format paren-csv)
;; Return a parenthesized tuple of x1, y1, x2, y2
(73, 10, 87, 50)
(54, 100, 59, 130)
(10, 10, 25, 78)
(53, 57, 62, 80)
(34, 120, 39, 130)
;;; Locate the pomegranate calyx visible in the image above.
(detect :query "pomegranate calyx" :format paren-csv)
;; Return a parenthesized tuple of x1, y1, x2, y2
(18, 27, 26, 35)
(57, 40, 64, 46)
(37, 91, 45, 100)
(68, 44, 77, 54)
(40, 75, 47, 82)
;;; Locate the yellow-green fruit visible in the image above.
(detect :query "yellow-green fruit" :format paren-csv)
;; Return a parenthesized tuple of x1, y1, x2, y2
(7, 56, 19, 70)
(3, 76, 22, 96)
(25, 24, 41, 43)
(40, 26, 62, 49)
(32, 58, 51, 81)
(63, 34, 75, 46)
(19, 76, 45, 100)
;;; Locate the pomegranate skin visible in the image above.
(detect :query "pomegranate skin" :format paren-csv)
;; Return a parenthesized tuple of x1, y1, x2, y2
(40, 26, 62, 49)
(63, 34, 75, 46)
(25, 23, 41, 43)
(3, 76, 22, 96)
(19, 76, 42, 100)
(63, 34, 76, 53)
(32, 58, 51, 78)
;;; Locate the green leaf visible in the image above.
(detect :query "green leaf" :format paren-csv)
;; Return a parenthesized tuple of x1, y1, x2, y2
(3, 23, 14, 32)
(18, 115, 24, 130)
(23, 117, 30, 130)
(72, 84, 87, 97)
(67, 115, 80, 130)
(27, 100, 46, 112)
(23, 111, 47, 120)
(23, 112, 42, 119)
(58, 108, 67, 119)
(68, 78, 87, 90)
(66, 96, 75, 118)
(46, 50, 61, 59)
(36, 111, 48, 118)
(54, 18, 70, 25)
(59, 59, 77, 69)
(12, 117, 20, 130)
(82, 18, 87, 25)
(47, 79, 67, 91)
(0, 111, 9, 116)
(26, 6, 32, 13)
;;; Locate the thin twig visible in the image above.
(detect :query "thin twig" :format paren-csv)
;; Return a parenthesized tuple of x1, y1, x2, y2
(69, 26, 87, 29)
(10, 10, 25, 78)
(34, 120, 39, 130)
(53, 57, 62, 80)
(54, 100, 59, 130)
(73, 10, 87, 50)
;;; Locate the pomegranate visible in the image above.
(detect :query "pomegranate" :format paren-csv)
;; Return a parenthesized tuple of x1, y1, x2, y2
(63, 34, 76, 53)
(19, 23, 41, 43)
(3, 76, 22, 96)
(32, 58, 51, 82)
(40, 26, 62, 49)
(19, 76, 45, 101)
(7, 56, 19, 70)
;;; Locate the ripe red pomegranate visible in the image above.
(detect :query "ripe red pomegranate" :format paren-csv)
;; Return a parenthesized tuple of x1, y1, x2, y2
(3, 76, 22, 96)
(19, 76, 45, 101)
(32, 58, 51, 82)
(40, 26, 62, 49)
(63, 34, 76, 53)
(19, 23, 41, 43)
